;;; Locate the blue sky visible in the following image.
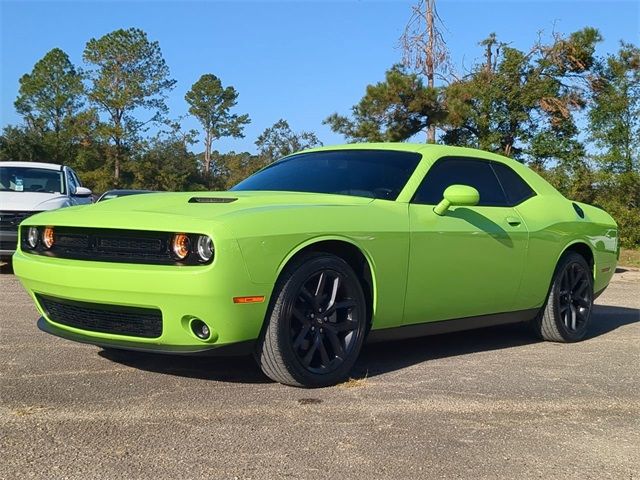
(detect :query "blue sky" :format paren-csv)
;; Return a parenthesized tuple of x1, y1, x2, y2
(1, 0, 638, 154)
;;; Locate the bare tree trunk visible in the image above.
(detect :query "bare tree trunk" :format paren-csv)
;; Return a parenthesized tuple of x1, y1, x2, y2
(114, 143, 121, 185)
(401, 0, 449, 144)
(485, 43, 493, 72)
(113, 138, 120, 187)
(113, 113, 122, 185)
(425, 0, 436, 143)
(114, 157, 120, 183)
(204, 132, 212, 174)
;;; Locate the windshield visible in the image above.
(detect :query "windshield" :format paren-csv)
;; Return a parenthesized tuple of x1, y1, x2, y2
(232, 150, 422, 200)
(0, 166, 65, 194)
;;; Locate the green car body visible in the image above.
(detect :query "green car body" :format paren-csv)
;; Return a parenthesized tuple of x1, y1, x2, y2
(13, 143, 618, 384)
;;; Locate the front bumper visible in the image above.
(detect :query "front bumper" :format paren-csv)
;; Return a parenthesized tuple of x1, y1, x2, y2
(37, 317, 255, 355)
(14, 247, 273, 352)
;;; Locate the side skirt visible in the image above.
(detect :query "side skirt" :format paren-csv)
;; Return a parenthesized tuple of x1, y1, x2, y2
(366, 308, 540, 344)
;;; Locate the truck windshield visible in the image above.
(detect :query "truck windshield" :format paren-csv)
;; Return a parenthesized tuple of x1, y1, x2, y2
(231, 150, 422, 200)
(0, 166, 65, 194)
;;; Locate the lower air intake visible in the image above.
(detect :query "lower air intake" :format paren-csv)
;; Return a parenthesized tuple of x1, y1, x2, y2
(37, 294, 162, 338)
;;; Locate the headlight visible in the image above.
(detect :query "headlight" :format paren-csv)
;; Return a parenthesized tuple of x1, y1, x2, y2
(26, 227, 39, 249)
(42, 226, 55, 249)
(172, 233, 191, 260)
(196, 235, 214, 263)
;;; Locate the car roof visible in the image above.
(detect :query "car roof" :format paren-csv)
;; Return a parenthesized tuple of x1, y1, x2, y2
(0, 161, 63, 171)
(303, 142, 519, 164)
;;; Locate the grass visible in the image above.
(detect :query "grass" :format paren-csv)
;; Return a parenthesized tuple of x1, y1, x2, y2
(619, 248, 640, 269)
(339, 376, 368, 389)
(12, 405, 48, 417)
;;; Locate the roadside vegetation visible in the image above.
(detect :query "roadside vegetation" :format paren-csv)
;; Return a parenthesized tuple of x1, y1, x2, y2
(619, 249, 640, 269)
(0, 1, 637, 249)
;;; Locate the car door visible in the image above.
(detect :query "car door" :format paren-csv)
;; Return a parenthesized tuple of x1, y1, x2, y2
(403, 156, 530, 325)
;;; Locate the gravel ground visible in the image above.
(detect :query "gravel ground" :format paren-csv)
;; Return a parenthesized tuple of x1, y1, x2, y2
(0, 262, 638, 479)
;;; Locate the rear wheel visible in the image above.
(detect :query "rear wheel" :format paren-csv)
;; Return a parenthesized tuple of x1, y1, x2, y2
(256, 252, 367, 387)
(532, 251, 594, 342)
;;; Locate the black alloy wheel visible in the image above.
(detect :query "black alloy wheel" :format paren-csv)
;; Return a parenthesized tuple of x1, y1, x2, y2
(256, 252, 367, 387)
(556, 261, 593, 333)
(532, 251, 594, 342)
(289, 269, 359, 374)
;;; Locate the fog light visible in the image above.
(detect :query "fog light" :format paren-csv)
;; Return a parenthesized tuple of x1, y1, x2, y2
(172, 233, 190, 260)
(42, 226, 55, 249)
(27, 227, 39, 249)
(190, 319, 210, 340)
(196, 235, 214, 262)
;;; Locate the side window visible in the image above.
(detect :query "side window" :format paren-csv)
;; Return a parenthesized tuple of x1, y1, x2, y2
(412, 157, 508, 207)
(66, 169, 78, 195)
(491, 163, 535, 205)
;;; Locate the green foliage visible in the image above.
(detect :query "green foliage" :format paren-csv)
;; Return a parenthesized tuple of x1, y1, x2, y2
(255, 119, 322, 163)
(324, 65, 443, 142)
(12, 48, 87, 164)
(443, 29, 601, 163)
(588, 43, 640, 173)
(83, 28, 176, 183)
(212, 151, 262, 189)
(185, 74, 250, 173)
(0, 126, 48, 162)
(131, 139, 200, 192)
(15, 48, 85, 133)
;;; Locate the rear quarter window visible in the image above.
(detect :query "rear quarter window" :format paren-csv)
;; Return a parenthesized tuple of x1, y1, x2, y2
(491, 162, 536, 205)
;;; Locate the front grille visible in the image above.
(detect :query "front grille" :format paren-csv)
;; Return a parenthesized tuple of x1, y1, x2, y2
(97, 237, 162, 251)
(22, 226, 210, 265)
(0, 211, 40, 231)
(37, 294, 162, 338)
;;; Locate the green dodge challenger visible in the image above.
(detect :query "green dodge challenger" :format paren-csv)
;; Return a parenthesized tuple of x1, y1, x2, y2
(13, 144, 619, 387)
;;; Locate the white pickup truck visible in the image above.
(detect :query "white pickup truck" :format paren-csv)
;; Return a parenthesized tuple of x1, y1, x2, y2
(0, 161, 93, 257)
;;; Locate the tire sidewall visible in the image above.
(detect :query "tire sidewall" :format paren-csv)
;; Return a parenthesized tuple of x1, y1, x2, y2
(274, 253, 367, 387)
(550, 253, 594, 342)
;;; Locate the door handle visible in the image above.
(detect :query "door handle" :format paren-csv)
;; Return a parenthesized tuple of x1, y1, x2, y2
(505, 216, 521, 226)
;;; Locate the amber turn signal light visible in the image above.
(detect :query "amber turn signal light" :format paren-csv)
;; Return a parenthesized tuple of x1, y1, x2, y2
(233, 296, 265, 304)
(42, 227, 55, 249)
(172, 233, 191, 260)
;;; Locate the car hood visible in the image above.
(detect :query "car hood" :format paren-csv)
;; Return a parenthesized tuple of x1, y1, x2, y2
(97, 191, 372, 214)
(0, 191, 67, 211)
(21, 191, 374, 231)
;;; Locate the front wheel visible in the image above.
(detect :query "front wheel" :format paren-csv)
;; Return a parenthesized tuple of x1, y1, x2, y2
(256, 252, 368, 387)
(531, 251, 594, 342)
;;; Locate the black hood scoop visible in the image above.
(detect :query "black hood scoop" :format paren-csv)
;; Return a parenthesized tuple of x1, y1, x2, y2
(188, 197, 238, 204)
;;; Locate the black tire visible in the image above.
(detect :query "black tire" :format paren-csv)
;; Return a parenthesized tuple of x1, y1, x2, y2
(531, 251, 594, 342)
(256, 252, 368, 387)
